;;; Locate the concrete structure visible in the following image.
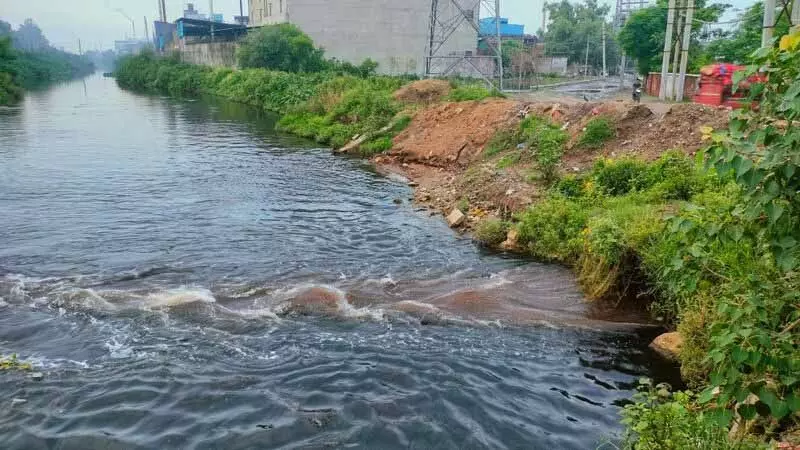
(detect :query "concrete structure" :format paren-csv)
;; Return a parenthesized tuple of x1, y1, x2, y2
(180, 40, 240, 67)
(248, 0, 478, 75)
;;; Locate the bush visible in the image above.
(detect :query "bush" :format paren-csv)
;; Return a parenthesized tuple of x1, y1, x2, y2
(360, 136, 393, 156)
(484, 128, 519, 157)
(578, 117, 615, 148)
(515, 197, 588, 262)
(474, 219, 509, 246)
(555, 175, 586, 198)
(619, 381, 766, 450)
(520, 116, 568, 183)
(593, 158, 651, 195)
(237, 23, 327, 72)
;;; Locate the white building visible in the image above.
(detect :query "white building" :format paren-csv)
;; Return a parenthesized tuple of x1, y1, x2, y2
(248, 0, 478, 75)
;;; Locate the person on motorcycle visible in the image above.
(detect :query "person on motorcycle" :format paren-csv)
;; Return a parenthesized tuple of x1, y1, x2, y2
(632, 77, 643, 103)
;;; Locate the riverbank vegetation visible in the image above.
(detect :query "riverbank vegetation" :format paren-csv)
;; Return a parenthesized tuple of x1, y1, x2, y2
(115, 19, 799, 447)
(0, 19, 94, 105)
(510, 31, 800, 448)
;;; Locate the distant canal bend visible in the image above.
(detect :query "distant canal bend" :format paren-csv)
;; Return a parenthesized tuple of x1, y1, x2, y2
(0, 75, 675, 449)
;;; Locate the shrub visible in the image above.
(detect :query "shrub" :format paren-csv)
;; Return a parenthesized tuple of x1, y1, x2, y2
(360, 136, 393, 156)
(484, 128, 519, 157)
(237, 23, 327, 72)
(456, 197, 470, 214)
(578, 117, 615, 148)
(619, 381, 766, 450)
(555, 175, 586, 198)
(593, 158, 651, 195)
(515, 197, 588, 262)
(474, 219, 509, 246)
(521, 116, 568, 183)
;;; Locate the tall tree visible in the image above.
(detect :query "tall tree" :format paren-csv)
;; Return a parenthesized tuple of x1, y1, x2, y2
(13, 19, 49, 51)
(702, 2, 792, 63)
(544, 0, 619, 74)
(618, 0, 726, 75)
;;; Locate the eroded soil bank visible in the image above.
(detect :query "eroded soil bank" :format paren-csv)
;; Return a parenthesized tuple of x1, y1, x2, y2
(363, 88, 728, 232)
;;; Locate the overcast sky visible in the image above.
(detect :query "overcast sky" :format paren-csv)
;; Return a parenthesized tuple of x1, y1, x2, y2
(0, 0, 757, 53)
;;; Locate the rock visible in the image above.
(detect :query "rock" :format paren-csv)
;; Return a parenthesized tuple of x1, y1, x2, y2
(500, 228, 520, 251)
(446, 209, 466, 228)
(408, 181, 419, 187)
(393, 198, 403, 205)
(649, 332, 683, 360)
(29, 372, 44, 381)
(11, 398, 26, 406)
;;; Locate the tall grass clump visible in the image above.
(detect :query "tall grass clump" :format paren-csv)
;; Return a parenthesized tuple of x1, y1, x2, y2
(578, 117, 615, 148)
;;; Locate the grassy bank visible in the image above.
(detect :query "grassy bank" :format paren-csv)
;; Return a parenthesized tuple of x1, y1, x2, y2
(476, 34, 800, 448)
(0, 36, 94, 105)
(115, 52, 500, 154)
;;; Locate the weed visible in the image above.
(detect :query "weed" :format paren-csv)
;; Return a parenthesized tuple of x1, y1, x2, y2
(456, 197, 470, 214)
(474, 219, 509, 246)
(578, 117, 615, 148)
(360, 136, 393, 156)
(497, 152, 521, 169)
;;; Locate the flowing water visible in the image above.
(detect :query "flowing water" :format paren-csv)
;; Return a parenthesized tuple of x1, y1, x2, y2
(0, 75, 677, 449)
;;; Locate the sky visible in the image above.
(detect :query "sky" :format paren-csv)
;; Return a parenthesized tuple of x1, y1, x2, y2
(0, 0, 758, 53)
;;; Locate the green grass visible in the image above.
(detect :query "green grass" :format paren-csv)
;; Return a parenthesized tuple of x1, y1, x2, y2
(115, 53, 409, 150)
(446, 84, 505, 102)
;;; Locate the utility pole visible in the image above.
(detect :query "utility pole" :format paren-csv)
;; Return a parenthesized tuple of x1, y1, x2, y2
(676, 0, 695, 102)
(209, 0, 215, 39)
(78, 38, 83, 55)
(496, 0, 503, 91)
(763, 0, 776, 47)
(239, 0, 244, 20)
(601, 22, 607, 77)
(584, 34, 590, 77)
(659, 0, 677, 99)
(144, 16, 150, 43)
(670, 6, 684, 99)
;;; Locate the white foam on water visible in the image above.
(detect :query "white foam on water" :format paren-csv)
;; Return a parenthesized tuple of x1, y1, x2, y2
(138, 288, 217, 309)
(104, 337, 133, 359)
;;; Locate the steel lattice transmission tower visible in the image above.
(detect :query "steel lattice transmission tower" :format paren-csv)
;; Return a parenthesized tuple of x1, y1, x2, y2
(425, 0, 504, 90)
(614, 0, 650, 29)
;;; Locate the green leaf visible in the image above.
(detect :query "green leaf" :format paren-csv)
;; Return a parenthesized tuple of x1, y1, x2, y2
(732, 347, 747, 364)
(786, 392, 800, 412)
(758, 387, 790, 418)
(785, 80, 800, 101)
(737, 404, 758, 420)
(733, 156, 754, 179)
(765, 202, 785, 225)
(697, 387, 717, 404)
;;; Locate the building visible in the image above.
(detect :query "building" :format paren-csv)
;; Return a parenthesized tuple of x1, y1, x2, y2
(248, 0, 478, 75)
(184, 3, 207, 20)
(478, 17, 524, 37)
(114, 39, 146, 55)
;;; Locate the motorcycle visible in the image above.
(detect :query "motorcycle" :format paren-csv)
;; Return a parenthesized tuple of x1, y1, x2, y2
(632, 87, 642, 103)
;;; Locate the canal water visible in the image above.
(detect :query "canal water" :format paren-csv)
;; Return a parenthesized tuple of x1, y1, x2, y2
(0, 75, 675, 449)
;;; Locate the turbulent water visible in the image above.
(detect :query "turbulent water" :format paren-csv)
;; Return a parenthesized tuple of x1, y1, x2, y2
(0, 75, 677, 449)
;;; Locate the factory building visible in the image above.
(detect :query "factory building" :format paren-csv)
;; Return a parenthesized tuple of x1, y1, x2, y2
(248, 0, 479, 75)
